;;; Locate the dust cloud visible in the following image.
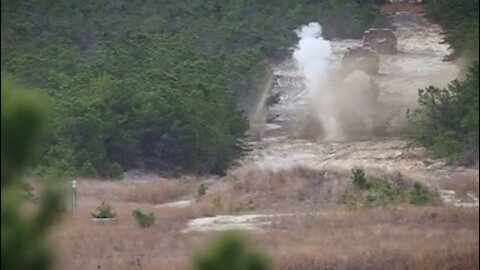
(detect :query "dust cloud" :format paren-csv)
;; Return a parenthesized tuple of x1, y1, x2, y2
(293, 22, 382, 141)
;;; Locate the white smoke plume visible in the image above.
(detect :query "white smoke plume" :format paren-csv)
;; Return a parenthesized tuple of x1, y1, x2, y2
(293, 22, 343, 140)
(290, 22, 459, 141)
(293, 22, 380, 141)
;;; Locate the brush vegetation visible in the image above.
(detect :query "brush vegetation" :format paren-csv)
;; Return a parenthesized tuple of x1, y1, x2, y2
(340, 168, 439, 209)
(409, 62, 479, 165)
(426, 0, 479, 61)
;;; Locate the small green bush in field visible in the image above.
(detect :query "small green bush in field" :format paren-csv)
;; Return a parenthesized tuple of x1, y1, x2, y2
(363, 181, 406, 208)
(341, 168, 439, 209)
(192, 232, 270, 270)
(108, 162, 123, 179)
(132, 209, 155, 228)
(196, 184, 207, 200)
(408, 182, 438, 206)
(351, 168, 370, 189)
(80, 162, 97, 178)
(91, 202, 116, 219)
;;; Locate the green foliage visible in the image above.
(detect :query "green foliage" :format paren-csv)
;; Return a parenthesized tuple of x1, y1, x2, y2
(192, 232, 270, 270)
(80, 162, 98, 179)
(426, 0, 479, 61)
(408, 62, 479, 164)
(91, 202, 116, 219)
(408, 183, 438, 206)
(108, 163, 123, 180)
(341, 168, 438, 208)
(171, 166, 184, 179)
(351, 168, 370, 189)
(1, 0, 386, 177)
(197, 184, 207, 200)
(132, 209, 155, 228)
(2, 78, 64, 270)
(362, 181, 406, 208)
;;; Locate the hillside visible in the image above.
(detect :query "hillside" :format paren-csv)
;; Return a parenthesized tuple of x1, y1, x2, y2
(1, 0, 386, 177)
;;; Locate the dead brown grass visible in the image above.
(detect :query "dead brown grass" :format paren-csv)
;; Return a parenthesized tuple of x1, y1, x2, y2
(267, 206, 479, 270)
(52, 202, 478, 270)
(52, 202, 196, 270)
(77, 176, 193, 205)
(440, 173, 480, 198)
(50, 171, 479, 270)
(194, 164, 440, 215)
(192, 165, 347, 214)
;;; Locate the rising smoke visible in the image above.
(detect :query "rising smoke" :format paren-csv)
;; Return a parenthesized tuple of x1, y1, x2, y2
(293, 22, 385, 141)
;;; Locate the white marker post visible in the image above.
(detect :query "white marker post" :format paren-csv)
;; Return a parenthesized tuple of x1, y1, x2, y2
(72, 180, 77, 217)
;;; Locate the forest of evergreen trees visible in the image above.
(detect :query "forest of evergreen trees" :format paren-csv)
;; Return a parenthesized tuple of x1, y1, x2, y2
(1, 0, 386, 177)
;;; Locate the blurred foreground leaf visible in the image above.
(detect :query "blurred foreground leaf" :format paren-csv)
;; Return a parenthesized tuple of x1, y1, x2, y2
(1, 77, 63, 270)
(192, 232, 270, 270)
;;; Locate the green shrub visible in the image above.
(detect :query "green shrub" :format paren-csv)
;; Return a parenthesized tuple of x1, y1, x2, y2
(363, 181, 405, 208)
(192, 232, 270, 270)
(108, 162, 123, 180)
(196, 184, 207, 200)
(132, 209, 155, 228)
(426, 0, 479, 61)
(408, 62, 479, 165)
(91, 202, 116, 219)
(341, 168, 439, 209)
(351, 168, 370, 189)
(408, 183, 438, 206)
(80, 162, 97, 178)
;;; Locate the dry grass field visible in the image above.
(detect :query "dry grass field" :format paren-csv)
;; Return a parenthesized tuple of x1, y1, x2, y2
(49, 166, 479, 270)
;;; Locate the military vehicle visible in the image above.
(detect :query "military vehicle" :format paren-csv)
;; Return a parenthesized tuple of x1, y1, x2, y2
(363, 28, 397, 54)
(341, 46, 380, 75)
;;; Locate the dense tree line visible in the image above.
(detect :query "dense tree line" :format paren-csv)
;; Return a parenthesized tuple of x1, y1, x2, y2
(408, 1, 479, 165)
(426, 0, 479, 61)
(409, 62, 479, 165)
(1, 0, 385, 177)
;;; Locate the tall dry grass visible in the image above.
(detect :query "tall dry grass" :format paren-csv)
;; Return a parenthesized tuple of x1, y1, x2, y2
(440, 173, 480, 198)
(76, 176, 193, 205)
(268, 206, 479, 270)
(193, 164, 440, 215)
(50, 169, 479, 270)
(191, 165, 347, 215)
(52, 201, 479, 270)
